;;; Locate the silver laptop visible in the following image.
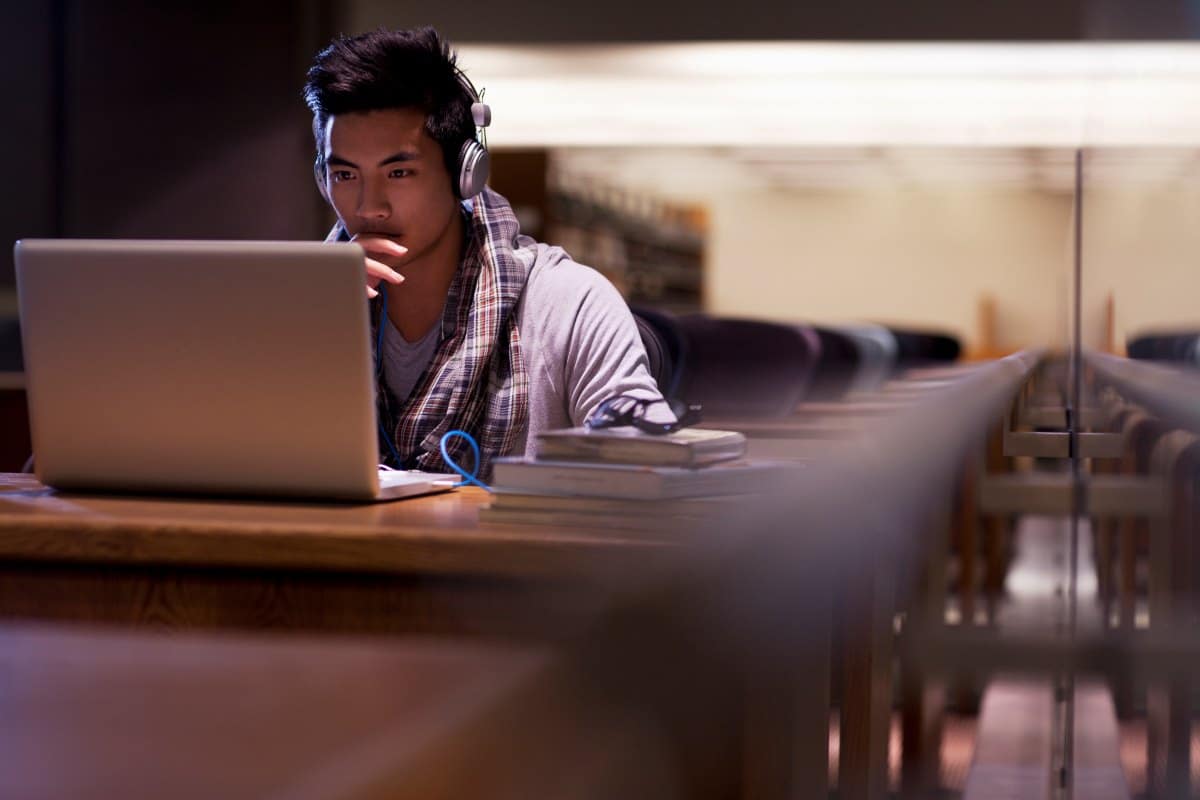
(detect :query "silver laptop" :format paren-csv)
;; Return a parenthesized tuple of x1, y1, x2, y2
(14, 239, 455, 502)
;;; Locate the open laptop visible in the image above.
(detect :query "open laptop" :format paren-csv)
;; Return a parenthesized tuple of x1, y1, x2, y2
(13, 239, 456, 502)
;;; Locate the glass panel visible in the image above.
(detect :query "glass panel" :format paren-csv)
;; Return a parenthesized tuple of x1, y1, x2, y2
(1078, 146, 1200, 799)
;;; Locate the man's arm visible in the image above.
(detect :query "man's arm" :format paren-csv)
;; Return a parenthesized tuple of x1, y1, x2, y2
(559, 269, 667, 426)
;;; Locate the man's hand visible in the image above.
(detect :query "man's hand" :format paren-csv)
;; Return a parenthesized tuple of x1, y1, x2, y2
(351, 233, 407, 299)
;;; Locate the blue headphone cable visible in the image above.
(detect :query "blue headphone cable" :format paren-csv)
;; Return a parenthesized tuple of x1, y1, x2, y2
(375, 291, 405, 467)
(374, 291, 491, 491)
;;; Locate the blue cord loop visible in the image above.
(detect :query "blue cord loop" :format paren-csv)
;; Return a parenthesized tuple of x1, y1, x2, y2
(439, 429, 491, 491)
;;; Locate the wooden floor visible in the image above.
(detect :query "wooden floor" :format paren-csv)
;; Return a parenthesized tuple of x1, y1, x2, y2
(1118, 723, 1200, 800)
(828, 712, 977, 796)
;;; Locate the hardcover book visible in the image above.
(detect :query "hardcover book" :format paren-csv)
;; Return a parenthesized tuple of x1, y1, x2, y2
(491, 458, 792, 500)
(535, 426, 746, 467)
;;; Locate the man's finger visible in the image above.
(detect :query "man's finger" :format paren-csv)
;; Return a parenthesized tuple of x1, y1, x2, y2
(365, 257, 404, 285)
(353, 234, 408, 258)
(366, 286, 379, 299)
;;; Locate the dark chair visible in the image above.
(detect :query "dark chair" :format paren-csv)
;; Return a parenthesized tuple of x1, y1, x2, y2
(1128, 330, 1200, 366)
(1186, 336, 1200, 368)
(886, 326, 962, 365)
(808, 327, 860, 401)
(632, 311, 678, 400)
(675, 314, 819, 418)
(832, 324, 898, 393)
(1126, 334, 1162, 361)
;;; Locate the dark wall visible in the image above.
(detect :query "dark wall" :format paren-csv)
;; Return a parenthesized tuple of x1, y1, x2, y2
(61, 0, 335, 240)
(350, 0, 1090, 41)
(352, 0, 1200, 41)
(1087, 0, 1200, 37)
(1, 4, 57, 285)
(2, 0, 340, 286)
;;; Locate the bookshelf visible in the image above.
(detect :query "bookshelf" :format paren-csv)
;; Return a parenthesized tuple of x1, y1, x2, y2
(489, 149, 707, 313)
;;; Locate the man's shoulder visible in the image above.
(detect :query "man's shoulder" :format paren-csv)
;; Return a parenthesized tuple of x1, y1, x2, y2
(522, 242, 616, 305)
(514, 243, 631, 345)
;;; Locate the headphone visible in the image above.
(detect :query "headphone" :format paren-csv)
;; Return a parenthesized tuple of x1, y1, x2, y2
(455, 68, 492, 199)
(314, 68, 492, 202)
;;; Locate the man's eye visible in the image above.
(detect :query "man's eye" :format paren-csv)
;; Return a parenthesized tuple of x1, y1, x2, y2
(389, 168, 413, 178)
(330, 170, 354, 182)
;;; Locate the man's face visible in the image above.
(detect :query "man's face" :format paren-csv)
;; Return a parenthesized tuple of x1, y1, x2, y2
(321, 108, 460, 267)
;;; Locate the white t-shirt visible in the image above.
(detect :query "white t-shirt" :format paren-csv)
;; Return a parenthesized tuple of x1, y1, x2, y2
(380, 315, 440, 405)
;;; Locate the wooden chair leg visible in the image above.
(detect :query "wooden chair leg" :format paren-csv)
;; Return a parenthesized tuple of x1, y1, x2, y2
(839, 556, 896, 800)
(958, 464, 979, 627)
(1094, 516, 1113, 629)
(983, 514, 1008, 624)
(1146, 432, 1199, 799)
(901, 504, 951, 799)
(1118, 516, 1137, 632)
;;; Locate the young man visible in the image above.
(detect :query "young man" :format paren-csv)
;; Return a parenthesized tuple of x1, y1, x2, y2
(303, 27, 666, 479)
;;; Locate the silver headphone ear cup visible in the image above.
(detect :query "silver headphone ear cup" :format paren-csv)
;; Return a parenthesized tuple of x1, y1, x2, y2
(458, 140, 490, 198)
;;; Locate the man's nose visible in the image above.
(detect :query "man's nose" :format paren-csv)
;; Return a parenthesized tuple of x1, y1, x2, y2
(356, 179, 390, 220)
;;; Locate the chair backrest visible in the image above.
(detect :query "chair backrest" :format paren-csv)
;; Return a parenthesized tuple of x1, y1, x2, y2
(632, 313, 675, 400)
(886, 326, 962, 365)
(808, 327, 860, 401)
(1128, 330, 1200, 365)
(631, 306, 687, 400)
(676, 314, 819, 418)
(1126, 333, 1162, 360)
(1187, 336, 1200, 368)
(833, 323, 898, 393)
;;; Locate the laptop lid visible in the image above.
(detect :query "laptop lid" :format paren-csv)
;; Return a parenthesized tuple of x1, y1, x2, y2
(14, 239, 389, 500)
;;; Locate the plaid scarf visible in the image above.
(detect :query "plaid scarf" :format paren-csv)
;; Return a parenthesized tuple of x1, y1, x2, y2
(349, 188, 531, 480)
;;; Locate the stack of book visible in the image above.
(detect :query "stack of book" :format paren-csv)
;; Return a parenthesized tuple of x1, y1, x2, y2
(481, 425, 791, 533)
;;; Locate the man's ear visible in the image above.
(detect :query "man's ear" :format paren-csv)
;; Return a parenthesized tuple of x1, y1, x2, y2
(313, 159, 330, 203)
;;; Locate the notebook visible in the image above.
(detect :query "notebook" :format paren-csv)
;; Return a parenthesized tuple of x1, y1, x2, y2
(13, 239, 455, 502)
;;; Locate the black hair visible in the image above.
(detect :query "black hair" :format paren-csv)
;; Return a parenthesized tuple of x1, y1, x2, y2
(303, 27, 476, 187)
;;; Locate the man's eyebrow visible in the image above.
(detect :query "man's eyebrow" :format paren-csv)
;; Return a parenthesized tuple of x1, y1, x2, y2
(325, 151, 421, 169)
(379, 151, 420, 166)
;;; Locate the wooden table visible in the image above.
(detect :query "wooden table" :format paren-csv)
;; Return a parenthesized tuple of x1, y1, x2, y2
(0, 473, 829, 800)
(0, 474, 680, 639)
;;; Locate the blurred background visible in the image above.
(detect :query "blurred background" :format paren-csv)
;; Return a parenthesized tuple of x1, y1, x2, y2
(3, 1, 1197, 350)
(4, 2, 1200, 798)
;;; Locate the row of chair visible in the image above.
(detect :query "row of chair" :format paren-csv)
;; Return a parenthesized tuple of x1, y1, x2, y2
(1127, 330, 1200, 367)
(633, 308, 961, 418)
(1088, 362, 1200, 800)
